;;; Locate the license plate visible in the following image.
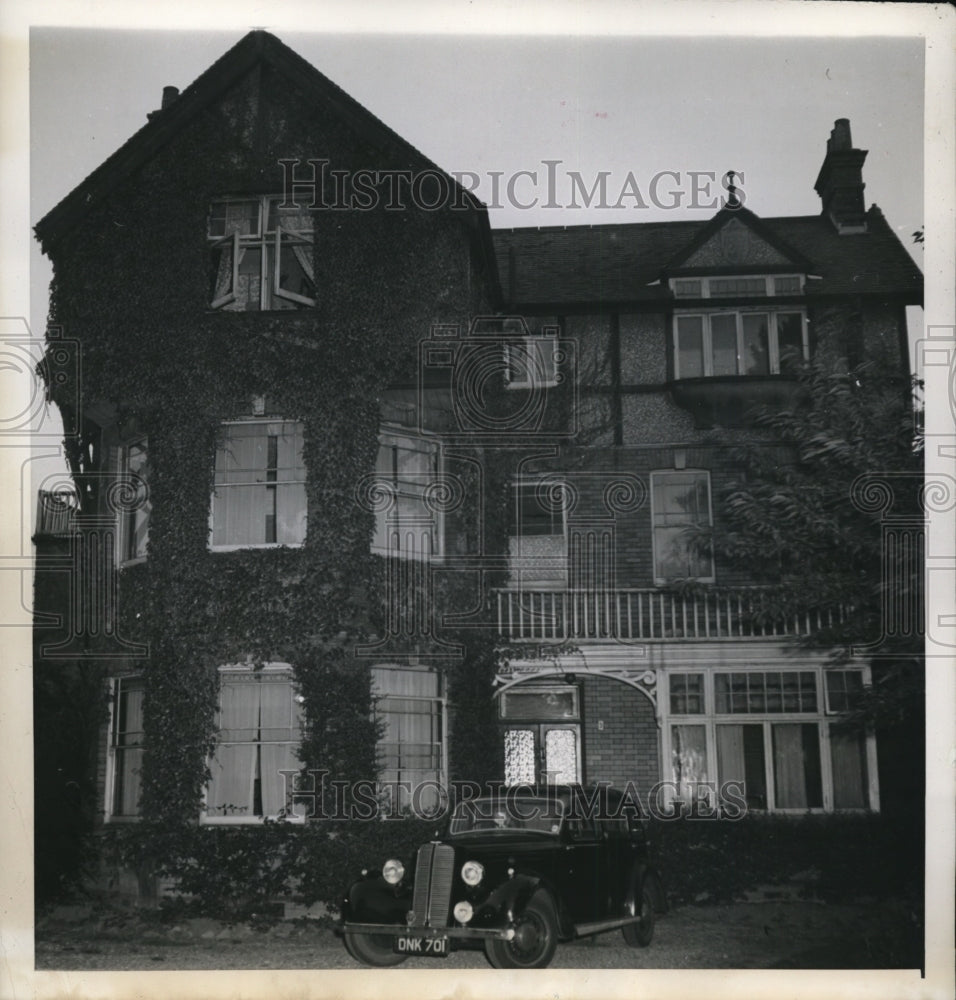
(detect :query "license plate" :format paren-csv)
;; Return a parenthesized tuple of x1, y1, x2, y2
(393, 936, 449, 956)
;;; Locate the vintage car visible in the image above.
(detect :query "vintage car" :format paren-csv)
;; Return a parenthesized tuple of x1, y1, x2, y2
(338, 785, 667, 969)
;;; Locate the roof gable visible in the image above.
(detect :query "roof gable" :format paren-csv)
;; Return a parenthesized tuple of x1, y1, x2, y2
(662, 207, 815, 275)
(35, 30, 484, 250)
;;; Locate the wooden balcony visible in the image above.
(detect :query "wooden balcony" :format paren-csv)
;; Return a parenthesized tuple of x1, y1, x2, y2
(34, 490, 79, 539)
(495, 587, 845, 642)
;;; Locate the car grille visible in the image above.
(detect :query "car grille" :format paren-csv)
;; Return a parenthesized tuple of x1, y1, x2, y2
(410, 843, 454, 928)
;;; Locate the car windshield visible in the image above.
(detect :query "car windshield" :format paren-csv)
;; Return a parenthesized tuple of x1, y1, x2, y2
(447, 796, 565, 836)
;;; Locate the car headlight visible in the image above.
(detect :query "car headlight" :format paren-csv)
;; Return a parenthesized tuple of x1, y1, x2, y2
(453, 900, 474, 923)
(461, 860, 484, 886)
(382, 858, 405, 885)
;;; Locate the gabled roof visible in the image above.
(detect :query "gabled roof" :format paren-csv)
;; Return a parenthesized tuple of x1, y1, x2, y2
(660, 206, 816, 274)
(492, 205, 922, 307)
(35, 30, 488, 251)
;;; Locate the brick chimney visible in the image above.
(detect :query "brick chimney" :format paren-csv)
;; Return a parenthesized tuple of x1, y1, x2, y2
(147, 86, 179, 121)
(813, 118, 868, 233)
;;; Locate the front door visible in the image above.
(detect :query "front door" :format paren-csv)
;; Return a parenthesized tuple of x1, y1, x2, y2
(498, 680, 583, 785)
(503, 724, 581, 785)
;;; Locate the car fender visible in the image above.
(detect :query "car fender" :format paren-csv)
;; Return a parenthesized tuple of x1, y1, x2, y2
(625, 861, 668, 914)
(478, 873, 573, 939)
(342, 875, 411, 925)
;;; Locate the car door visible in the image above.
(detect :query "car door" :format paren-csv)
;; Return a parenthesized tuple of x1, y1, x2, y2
(557, 813, 604, 924)
(596, 815, 633, 915)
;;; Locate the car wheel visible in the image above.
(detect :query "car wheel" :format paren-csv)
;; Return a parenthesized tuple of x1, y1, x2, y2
(343, 931, 408, 967)
(622, 880, 655, 947)
(484, 890, 558, 969)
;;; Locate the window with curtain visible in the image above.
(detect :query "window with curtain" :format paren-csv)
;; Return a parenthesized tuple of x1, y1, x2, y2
(205, 670, 304, 821)
(716, 723, 767, 810)
(119, 438, 150, 563)
(650, 471, 714, 582)
(829, 725, 869, 809)
(371, 666, 444, 812)
(211, 420, 306, 548)
(371, 432, 442, 560)
(110, 677, 145, 818)
(671, 724, 709, 802)
(208, 196, 315, 311)
(771, 723, 823, 809)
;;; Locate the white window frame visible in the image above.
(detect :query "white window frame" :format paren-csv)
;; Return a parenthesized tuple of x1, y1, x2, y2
(823, 668, 867, 715)
(117, 436, 150, 566)
(662, 665, 879, 814)
(104, 676, 145, 823)
(209, 418, 307, 552)
(650, 470, 715, 585)
(201, 663, 305, 826)
(371, 428, 444, 562)
(673, 308, 808, 379)
(670, 274, 804, 299)
(498, 683, 581, 721)
(504, 336, 559, 389)
(668, 671, 706, 715)
(371, 666, 447, 810)
(207, 196, 315, 311)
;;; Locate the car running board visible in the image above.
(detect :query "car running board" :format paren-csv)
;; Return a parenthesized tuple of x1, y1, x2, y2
(573, 915, 643, 938)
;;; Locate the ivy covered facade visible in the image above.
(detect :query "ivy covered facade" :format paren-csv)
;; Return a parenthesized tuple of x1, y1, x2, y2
(34, 32, 921, 903)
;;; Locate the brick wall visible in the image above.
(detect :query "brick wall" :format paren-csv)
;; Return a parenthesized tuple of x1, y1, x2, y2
(580, 675, 659, 796)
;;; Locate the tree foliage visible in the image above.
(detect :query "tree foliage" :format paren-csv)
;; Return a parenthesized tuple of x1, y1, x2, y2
(695, 355, 923, 737)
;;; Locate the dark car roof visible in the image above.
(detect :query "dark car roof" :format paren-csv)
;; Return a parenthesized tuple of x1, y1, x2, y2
(462, 784, 638, 816)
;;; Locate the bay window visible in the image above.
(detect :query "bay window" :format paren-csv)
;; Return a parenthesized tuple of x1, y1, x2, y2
(208, 196, 315, 311)
(210, 420, 306, 549)
(675, 310, 807, 378)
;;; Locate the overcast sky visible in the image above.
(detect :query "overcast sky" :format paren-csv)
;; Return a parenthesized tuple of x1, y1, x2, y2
(26, 25, 927, 489)
(31, 29, 925, 265)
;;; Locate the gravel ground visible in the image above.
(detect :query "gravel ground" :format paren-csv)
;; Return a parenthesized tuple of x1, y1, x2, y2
(35, 897, 921, 971)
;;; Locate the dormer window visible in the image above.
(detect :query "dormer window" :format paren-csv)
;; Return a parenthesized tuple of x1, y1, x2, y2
(208, 196, 315, 311)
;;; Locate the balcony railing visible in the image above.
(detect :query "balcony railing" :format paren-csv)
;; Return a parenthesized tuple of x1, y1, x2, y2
(495, 587, 846, 642)
(35, 490, 79, 538)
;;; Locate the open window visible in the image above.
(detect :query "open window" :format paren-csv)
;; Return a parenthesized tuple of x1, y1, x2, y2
(208, 197, 315, 311)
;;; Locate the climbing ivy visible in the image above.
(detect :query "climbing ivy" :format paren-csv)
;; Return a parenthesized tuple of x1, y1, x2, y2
(40, 61, 509, 901)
